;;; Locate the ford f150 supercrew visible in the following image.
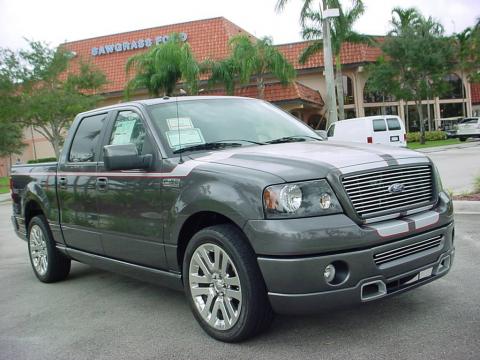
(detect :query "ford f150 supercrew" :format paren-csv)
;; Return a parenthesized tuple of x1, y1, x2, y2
(10, 96, 454, 342)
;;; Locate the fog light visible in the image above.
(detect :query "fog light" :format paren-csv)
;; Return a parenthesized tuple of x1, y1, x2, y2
(324, 264, 336, 283)
(319, 193, 332, 209)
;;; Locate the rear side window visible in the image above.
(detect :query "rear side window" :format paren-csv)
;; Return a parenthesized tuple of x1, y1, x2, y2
(327, 124, 335, 137)
(69, 113, 107, 162)
(373, 119, 387, 132)
(386, 118, 401, 130)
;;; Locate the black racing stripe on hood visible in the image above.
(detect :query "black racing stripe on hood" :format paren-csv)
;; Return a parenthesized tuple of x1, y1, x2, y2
(325, 142, 399, 165)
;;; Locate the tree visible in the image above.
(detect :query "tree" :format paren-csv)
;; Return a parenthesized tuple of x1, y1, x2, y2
(207, 35, 295, 99)
(0, 40, 107, 158)
(367, 8, 455, 144)
(125, 34, 200, 98)
(452, 18, 480, 116)
(0, 52, 25, 158)
(203, 58, 239, 95)
(276, 0, 368, 120)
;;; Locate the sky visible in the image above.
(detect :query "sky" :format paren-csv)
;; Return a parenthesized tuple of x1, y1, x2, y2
(0, 0, 478, 50)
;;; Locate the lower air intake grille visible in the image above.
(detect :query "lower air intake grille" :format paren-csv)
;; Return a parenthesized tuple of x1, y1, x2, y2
(374, 235, 443, 266)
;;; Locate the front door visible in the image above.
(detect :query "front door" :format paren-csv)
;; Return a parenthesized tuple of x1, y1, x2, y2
(96, 108, 167, 269)
(57, 112, 108, 254)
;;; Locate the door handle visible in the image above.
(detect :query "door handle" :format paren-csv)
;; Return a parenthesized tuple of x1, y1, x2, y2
(58, 177, 67, 189)
(96, 177, 109, 191)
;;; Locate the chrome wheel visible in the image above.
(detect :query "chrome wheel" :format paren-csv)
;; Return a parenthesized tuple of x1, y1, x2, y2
(29, 224, 48, 276)
(189, 243, 242, 330)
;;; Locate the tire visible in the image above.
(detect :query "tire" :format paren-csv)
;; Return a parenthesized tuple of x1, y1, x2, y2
(28, 215, 71, 283)
(183, 224, 273, 342)
(459, 137, 467, 142)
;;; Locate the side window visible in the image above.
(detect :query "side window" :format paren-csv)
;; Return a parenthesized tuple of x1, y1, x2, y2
(109, 111, 148, 154)
(69, 113, 107, 162)
(327, 124, 335, 137)
(373, 119, 387, 132)
(387, 118, 401, 130)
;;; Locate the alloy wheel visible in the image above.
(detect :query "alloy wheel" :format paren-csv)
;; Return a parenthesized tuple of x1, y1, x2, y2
(29, 224, 48, 276)
(188, 243, 242, 330)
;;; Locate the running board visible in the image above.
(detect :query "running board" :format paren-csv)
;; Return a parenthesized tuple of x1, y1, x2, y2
(57, 245, 183, 291)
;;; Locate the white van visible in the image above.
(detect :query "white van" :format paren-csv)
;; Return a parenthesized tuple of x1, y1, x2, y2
(327, 115, 407, 147)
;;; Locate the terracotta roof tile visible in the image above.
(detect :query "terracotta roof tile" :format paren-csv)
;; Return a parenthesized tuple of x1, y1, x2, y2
(203, 81, 324, 105)
(62, 17, 382, 95)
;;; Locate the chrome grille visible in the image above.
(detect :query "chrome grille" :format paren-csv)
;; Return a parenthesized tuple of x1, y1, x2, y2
(374, 235, 443, 266)
(342, 165, 434, 218)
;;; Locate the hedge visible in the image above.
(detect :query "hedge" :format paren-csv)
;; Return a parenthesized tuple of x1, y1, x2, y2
(406, 131, 447, 143)
(27, 157, 57, 164)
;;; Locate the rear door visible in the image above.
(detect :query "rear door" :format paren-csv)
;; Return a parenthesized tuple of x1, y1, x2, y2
(57, 112, 109, 254)
(385, 116, 406, 146)
(371, 118, 389, 145)
(95, 107, 167, 269)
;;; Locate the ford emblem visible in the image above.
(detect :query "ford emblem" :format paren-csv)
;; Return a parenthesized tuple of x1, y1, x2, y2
(388, 183, 405, 194)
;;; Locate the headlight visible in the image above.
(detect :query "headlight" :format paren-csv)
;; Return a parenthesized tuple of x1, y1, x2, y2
(263, 179, 342, 219)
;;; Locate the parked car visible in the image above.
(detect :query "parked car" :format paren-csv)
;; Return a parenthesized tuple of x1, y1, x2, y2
(10, 97, 454, 342)
(456, 117, 480, 141)
(327, 115, 407, 147)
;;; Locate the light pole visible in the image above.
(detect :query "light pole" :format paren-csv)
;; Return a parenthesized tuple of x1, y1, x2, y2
(321, 1, 339, 127)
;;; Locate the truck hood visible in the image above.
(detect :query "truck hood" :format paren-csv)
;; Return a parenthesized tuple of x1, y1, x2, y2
(189, 140, 430, 182)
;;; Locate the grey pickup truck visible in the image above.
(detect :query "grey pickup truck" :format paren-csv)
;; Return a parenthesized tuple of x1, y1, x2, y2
(10, 96, 454, 342)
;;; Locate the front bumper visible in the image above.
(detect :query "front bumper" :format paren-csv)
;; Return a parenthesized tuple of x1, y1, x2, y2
(260, 223, 454, 314)
(244, 193, 454, 314)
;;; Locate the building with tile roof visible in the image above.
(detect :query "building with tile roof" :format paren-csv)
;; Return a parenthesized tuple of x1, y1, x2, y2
(1, 16, 477, 173)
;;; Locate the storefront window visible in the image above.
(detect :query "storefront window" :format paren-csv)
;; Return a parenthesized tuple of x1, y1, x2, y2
(364, 106, 398, 116)
(344, 108, 356, 119)
(440, 102, 463, 118)
(342, 75, 354, 105)
(441, 74, 464, 99)
(363, 78, 396, 103)
(404, 104, 434, 132)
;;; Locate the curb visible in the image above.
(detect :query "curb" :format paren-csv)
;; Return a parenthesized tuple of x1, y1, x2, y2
(416, 141, 480, 153)
(453, 200, 480, 214)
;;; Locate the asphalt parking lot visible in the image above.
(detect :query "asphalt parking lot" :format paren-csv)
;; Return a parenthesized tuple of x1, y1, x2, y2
(0, 201, 479, 360)
(422, 142, 480, 194)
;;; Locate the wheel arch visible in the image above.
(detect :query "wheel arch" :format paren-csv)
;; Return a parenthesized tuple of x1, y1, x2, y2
(176, 211, 247, 273)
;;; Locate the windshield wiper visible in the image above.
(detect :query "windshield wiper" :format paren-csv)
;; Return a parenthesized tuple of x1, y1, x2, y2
(265, 135, 323, 144)
(173, 139, 263, 154)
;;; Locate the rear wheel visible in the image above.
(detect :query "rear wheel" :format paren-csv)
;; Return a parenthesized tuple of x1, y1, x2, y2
(459, 137, 467, 142)
(183, 224, 273, 342)
(28, 215, 71, 283)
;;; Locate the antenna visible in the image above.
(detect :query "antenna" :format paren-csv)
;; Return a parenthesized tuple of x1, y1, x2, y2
(175, 97, 183, 164)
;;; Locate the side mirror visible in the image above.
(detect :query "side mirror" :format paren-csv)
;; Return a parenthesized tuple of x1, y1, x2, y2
(103, 144, 152, 171)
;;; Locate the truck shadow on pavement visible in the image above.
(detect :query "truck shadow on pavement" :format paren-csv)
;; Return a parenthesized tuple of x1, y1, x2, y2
(65, 261, 441, 347)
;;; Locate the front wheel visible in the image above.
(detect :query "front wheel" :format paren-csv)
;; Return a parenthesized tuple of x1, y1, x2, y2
(183, 224, 273, 342)
(459, 137, 467, 142)
(28, 215, 71, 283)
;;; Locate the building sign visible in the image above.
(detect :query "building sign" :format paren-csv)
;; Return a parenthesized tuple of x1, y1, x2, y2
(91, 32, 188, 56)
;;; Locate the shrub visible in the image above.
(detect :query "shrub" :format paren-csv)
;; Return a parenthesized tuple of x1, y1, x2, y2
(407, 131, 447, 142)
(474, 175, 480, 194)
(27, 157, 57, 164)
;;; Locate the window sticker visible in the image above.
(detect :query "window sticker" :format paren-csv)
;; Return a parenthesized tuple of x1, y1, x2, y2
(111, 118, 137, 145)
(166, 128, 205, 149)
(166, 117, 194, 130)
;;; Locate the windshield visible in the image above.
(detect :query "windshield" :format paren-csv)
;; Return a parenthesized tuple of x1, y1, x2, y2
(147, 98, 320, 154)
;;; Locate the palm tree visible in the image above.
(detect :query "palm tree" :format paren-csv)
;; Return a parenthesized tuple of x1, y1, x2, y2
(203, 58, 239, 95)
(276, 0, 367, 120)
(389, 7, 421, 35)
(125, 33, 200, 98)
(219, 35, 295, 99)
(453, 26, 478, 116)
